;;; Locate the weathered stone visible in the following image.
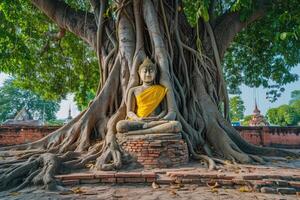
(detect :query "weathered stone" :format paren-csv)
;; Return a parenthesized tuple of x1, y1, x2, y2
(260, 187, 277, 194)
(80, 179, 101, 184)
(277, 187, 296, 194)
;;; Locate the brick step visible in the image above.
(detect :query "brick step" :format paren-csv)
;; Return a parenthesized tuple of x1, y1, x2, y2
(55, 170, 300, 195)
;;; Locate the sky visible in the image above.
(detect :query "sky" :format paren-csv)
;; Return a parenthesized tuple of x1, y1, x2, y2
(0, 64, 299, 119)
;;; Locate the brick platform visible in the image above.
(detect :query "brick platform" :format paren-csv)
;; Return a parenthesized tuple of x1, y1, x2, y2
(117, 133, 189, 168)
(55, 163, 300, 195)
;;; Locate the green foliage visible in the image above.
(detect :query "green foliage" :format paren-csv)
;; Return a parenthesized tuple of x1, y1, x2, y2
(0, 0, 299, 109)
(290, 90, 300, 104)
(266, 90, 300, 126)
(0, 0, 98, 110)
(224, 1, 300, 100)
(229, 96, 245, 121)
(46, 119, 64, 126)
(241, 115, 252, 126)
(183, 0, 210, 25)
(266, 105, 299, 126)
(0, 78, 60, 123)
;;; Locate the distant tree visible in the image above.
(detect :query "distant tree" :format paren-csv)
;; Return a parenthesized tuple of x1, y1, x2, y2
(290, 90, 300, 104)
(267, 105, 299, 126)
(290, 100, 300, 123)
(241, 115, 253, 126)
(46, 119, 64, 126)
(0, 78, 60, 123)
(229, 96, 245, 121)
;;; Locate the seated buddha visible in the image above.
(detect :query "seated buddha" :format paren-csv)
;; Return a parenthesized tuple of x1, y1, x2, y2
(116, 58, 181, 135)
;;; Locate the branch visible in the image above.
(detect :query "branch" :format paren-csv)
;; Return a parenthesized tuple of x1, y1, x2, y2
(31, 0, 98, 49)
(213, 1, 270, 59)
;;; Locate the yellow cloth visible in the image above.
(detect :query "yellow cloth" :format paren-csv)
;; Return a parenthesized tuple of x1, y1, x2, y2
(136, 85, 167, 118)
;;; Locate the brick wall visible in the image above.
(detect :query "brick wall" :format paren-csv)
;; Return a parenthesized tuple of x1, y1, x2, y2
(0, 125, 60, 147)
(1, 125, 300, 149)
(235, 126, 300, 148)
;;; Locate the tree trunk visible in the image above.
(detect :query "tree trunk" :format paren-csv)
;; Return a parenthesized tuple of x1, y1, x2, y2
(0, 0, 298, 191)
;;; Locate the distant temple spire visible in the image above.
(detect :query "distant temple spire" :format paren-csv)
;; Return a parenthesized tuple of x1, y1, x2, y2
(253, 99, 261, 114)
(249, 98, 269, 126)
(67, 104, 72, 121)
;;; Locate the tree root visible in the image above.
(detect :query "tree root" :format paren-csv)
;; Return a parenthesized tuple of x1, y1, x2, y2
(0, 152, 82, 191)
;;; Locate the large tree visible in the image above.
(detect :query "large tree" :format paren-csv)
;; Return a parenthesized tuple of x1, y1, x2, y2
(0, 0, 299, 191)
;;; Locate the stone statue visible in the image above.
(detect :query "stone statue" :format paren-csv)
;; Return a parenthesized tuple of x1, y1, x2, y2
(116, 58, 181, 135)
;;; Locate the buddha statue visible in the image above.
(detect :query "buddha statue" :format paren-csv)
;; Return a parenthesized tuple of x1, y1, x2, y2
(116, 58, 181, 135)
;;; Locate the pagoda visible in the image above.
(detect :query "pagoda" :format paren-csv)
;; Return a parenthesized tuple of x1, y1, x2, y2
(249, 101, 269, 126)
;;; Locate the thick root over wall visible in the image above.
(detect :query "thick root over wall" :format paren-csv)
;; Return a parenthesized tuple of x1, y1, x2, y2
(0, 0, 299, 191)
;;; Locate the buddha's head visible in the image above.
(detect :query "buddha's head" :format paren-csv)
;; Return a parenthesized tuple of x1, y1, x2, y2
(138, 58, 157, 84)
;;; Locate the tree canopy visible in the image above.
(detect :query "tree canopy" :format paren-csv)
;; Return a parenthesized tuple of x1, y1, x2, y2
(0, 0, 299, 108)
(0, 78, 60, 123)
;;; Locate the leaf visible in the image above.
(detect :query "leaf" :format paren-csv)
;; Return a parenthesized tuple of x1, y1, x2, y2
(168, 189, 178, 196)
(9, 192, 20, 196)
(152, 182, 160, 189)
(207, 182, 220, 189)
(85, 163, 95, 169)
(239, 186, 252, 192)
(224, 160, 232, 165)
(71, 187, 85, 194)
(210, 188, 219, 193)
(280, 32, 287, 40)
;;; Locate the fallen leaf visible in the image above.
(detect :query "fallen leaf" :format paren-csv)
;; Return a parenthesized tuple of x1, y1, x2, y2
(152, 182, 160, 189)
(285, 156, 294, 160)
(224, 160, 232, 165)
(239, 186, 252, 192)
(210, 188, 218, 193)
(168, 189, 178, 196)
(71, 187, 86, 194)
(9, 192, 20, 196)
(85, 163, 95, 169)
(207, 182, 220, 189)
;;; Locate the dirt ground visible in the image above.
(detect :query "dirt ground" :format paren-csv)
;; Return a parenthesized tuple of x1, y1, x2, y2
(0, 183, 299, 200)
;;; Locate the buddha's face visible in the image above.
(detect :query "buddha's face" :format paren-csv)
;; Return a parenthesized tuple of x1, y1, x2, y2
(139, 65, 156, 84)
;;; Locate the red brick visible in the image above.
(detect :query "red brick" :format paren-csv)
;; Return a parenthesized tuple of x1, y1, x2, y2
(146, 178, 156, 183)
(101, 177, 116, 183)
(80, 179, 100, 184)
(124, 178, 146, 183)
(94, 172, 115, 178)
(289, 181, 300, 188)
(116, 178, 125, 183)
(242, 175, 265, 180)
(59, 173, 94, 180)
(142, 172, 156, 178)
(115, 172, 142, 178)
(62, 179, 80, 186)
